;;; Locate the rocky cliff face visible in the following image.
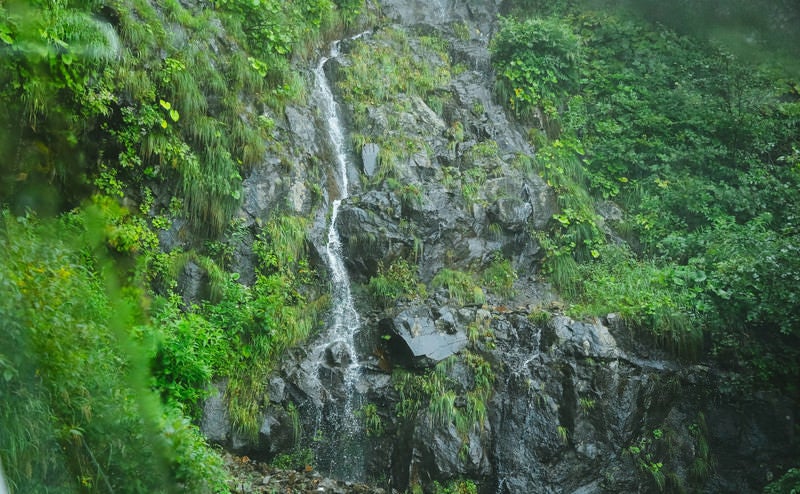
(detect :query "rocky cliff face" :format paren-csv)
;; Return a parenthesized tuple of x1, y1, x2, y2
(200, 1, 797, 492)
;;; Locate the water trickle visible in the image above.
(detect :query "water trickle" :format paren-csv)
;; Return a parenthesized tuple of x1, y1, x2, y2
(495, 323, 543, 494)
(306, 35, 369, 480)
(511, 326, 542, 378)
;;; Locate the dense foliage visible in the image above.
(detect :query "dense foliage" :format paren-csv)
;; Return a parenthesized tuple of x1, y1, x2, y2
(493, 0, 800, 394)
(0, 0, 361, 491)
(492, 3, 800, 489)
(0, 209, 229, 493)
(2, 0, 799, 490)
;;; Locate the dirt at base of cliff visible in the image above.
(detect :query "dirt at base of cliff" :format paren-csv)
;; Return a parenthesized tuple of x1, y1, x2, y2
(223, 453, 388, 494)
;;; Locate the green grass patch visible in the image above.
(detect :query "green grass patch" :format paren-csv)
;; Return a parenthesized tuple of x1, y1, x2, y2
(431, 269, 486, 306)
(569, 244, 703, 357)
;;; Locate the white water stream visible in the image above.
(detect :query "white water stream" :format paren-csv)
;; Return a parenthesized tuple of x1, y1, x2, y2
(314, 39, 362, 402)
(0, 459, 7, 494)
(306, 35, 370, 480)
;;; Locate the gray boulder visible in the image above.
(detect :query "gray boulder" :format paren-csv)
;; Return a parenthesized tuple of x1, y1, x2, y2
(381, 305, 469, 367)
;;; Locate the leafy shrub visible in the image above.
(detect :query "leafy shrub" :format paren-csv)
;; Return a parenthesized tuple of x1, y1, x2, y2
(201, 215, 324, 438)
(571, 244, 703, 357)
(368, 259, 425, 307)
(492, 7, 800, 383)
(0, 210, 228, 492)
(357, 403, 384, 437)
(271, 447, 314, 471)
(150, 299, 231, 419)
(0, 0, 116, 211)
(161, 408, 231, 493)
(433, 479, 478, 494)
(491, 16, 582, 122)
(765, 467, 800, 494)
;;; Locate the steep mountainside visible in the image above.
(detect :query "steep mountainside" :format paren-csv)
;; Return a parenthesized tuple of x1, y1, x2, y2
(1, 0, 798, 493)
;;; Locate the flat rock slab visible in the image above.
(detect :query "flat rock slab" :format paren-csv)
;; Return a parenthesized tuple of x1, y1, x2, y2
(381, 305, 468, 367)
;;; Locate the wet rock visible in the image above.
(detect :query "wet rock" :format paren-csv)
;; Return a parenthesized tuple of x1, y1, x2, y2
(257, 406, 295, 456)
(489, 195, 532, 232)
(178, 259, 210, 304)
(156, 216, 189, 252)
(223, 453, 387, 494)
(381, 305, 469, 367)
(547, 315, 620, 358)
(325, 340, 354, 367)
(362, 143, 379, 177)
(285, 105, 317, 153)
(201, 380, 230, 444)
(596, 200, 623, 222)
(433, 306, 458, 333)
(268, 376, 285, 403)
(411, 418, 491, 482)
(336, 192, 408, 276)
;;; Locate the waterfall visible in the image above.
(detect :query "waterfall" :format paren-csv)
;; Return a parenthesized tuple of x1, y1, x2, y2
(306, 35, 369, 480)
(314, 42, 361, 394)
(0, 458, 7, 494)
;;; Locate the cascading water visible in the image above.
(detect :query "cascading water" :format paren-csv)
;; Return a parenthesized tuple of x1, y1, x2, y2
(305, 35, 369, 480)
(0, 459, 7, 494)
(315, 39, 362, 407)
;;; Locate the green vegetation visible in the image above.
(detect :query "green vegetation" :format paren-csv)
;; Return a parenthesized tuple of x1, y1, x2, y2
(393, 348, 495, 494)
(556, 425, 569, 445)
(590, 0, 800, 76)
(337, 27, 451, 108)
(1, 0, 367, 231)
(765, 468, 800, 494)
(491, 16, 581, 125)
(0, 0, 361, 490)
(626, 430, 666, 491)
(432, 479, 478, 494)
(202, 216, 325, 438)
(431, 255, 518, 306)
(270, 447, 314, 471)
(494, 2, 800, 391)
(394, 352, 493, 431)
(432, 268, 486, 306)
(3, 0, 798, 489)
(687, 413, 714, 483)
(368, 258, 426, 308)
(0, 162, 323, 492)
(481, 253, 517, 299)
(571, 244, 703, 356)
(578, 397, 596, 411)
(356, 403, 384, 437)
(466, 312, 494, 345)
(0, 210, 230, 493)
(337, 27, 452, 186)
